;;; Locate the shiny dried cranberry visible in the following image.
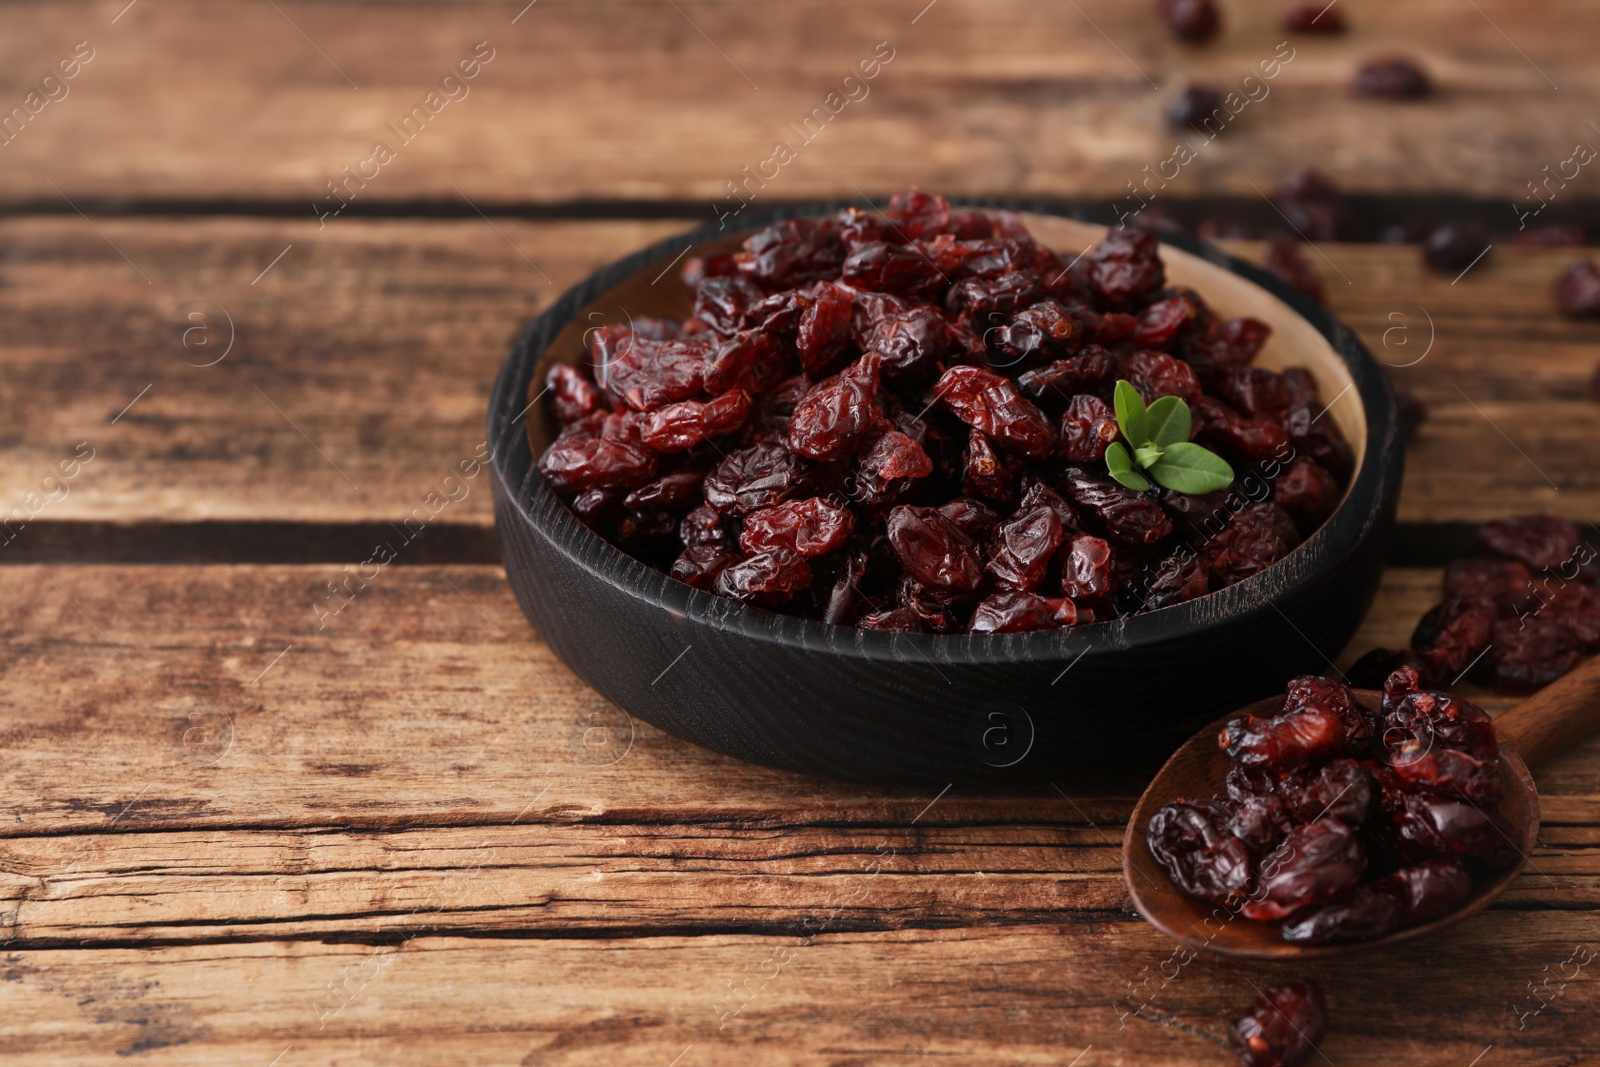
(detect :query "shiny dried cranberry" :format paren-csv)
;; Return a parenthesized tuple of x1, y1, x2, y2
(1409, 595, 1495, 676)
(1280, 885, 1402, 945)
(1216, 367, 1293, 420)
(859, 607, 929, 632)
(1393, 793, 1517, 868)
(1218, 793, 1294, 858)
(1085, 228, 1165, 310)
(968, 590, 1083, 633)
(1059, 532, 1116, 606)
(596, 335, 710, 411)
(692, 275, 765, 336)
(1155, 0, 1220, 42)
(1275, 167, 1345, 242)
(835, 206, 894, 249)
(1228, 981, 1326, 1067)
(1142, 551, 1209, 608)
(640, 390, 751, 453)
(795, 281, 856, 376)
(945, 270, 1044, 324)
(735, 219, 844, 289)
(1226, 763, 1283, 803)
(540, 430, 658, 493)
(1476, 514, 1584, 571)
(680, 254, 737, 288)
(1057, 394, 1120, 464)
(1354, 56, 1432, 99)
(624, 467, 707, 512)
(1241, 818, 1366, 921)
(1555, 260, 1600, 317)
(934, 365, 1056, 460)
(1285, 2, 1344, 33)
(1222, 703, 1358, 769)
(714, 549, 813, 604)
(1147, 801, 1254, 906)
(1483, 614, 1585, 688)
(1272, 457, 1340, 537)
(569, 487, 619, 523)
(961, 429, 1018, 506)
(1017, 346, 1118, 409)
(1195, 397, 1290, 462)
(937, 497, 1002, 540)
(1061, 468, 1172, 545)
(704, 330, 789, 396)
(1127, 350, 1203, 406)
(547, 363, 606, 424)
(1167, 84, 1224, 132)
(679, 502, 731, 549)
(886, 187, 950, 239)
(1285, 758, 1374, 826)
(1443, 558, 1535, 610)
(786, 356, 881, 462)
(862, 302, 951, 379)
(993, 300, 1082, 363)
(1201, 503, 1299, 589)
(987, 505, 1063, 593)
(748, 374, 812, 441)
(886, 505, 984, 594)
(842, 241, 946, 301)
(1131, 294, 1202, 351)
(1182, 317, 1273, 381)
(703, 443, 815, 515)
(740, 498, 855, 558)
(1282, 402, 1354, 483)
(669, 545, 737, 590)
(1371, 860, 1472, 924)
(861, 426, 934, 481)
(1383, 684, 1496, 758)
(1423, 224, 1490, 275)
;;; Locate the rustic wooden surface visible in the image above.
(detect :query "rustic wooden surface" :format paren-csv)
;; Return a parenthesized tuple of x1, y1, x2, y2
(4, 0, 1600, 1062)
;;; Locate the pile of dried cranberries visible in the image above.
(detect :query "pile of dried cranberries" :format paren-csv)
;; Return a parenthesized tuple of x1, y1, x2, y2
(1148, 666, 1513, 945)
(538, 189, 1352, 633)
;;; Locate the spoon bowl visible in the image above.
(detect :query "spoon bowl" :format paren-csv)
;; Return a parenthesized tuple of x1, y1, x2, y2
(1123, 655, 1600, 959)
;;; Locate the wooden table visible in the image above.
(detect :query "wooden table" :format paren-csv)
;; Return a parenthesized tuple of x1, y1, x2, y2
(3, 2, 1598, 1062)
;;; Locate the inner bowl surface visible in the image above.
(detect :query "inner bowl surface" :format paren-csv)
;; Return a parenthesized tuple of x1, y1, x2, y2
(489, 200, 1403, 784)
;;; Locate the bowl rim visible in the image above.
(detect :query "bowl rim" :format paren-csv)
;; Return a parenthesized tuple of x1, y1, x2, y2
(489, 197, 1404, 666)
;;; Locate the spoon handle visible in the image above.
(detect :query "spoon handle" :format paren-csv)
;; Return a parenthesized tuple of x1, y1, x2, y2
(1491, 654, 1600, 767)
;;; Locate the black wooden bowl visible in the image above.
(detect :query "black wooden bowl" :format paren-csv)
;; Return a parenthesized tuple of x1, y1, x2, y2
(488, 201, 1404, 785)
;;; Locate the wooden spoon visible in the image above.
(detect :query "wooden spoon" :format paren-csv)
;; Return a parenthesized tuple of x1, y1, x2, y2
(1123, 654, 1600, 959)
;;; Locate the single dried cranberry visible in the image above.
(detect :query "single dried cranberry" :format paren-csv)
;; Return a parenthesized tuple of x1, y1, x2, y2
(740, 498, 855, 558)
(1280, 885, 1402, 945)
(987, 505, 1064, 593)
(1282, 402, 1354, 484)
(1284, 2, 1344, 33)
(1483, 614, 1585, 688)
(596, 335, 710, 411)
(1548, 580, 1600, 644)
(1272, 457, 1340, 537)
(547, 363, 606, 424)
(1354, 56, 1432, 99)
(886, 187, 951, 240)
(1146, 801, 1254, 906)
(841, 241, 946, 301)
(679, 502, 731, 549)
(1201, 503, 1299, 589)
(1084, 228, 1166, 310)
(1142, 551, 1209, 608)
(1221, 703, 1355, 769)
(1284, 758, 1374, 826)
(1167, 84, 1224, 132)
(937, 497, 1002, 540)
(1218, 793, 1294, 858)
(1443, 557, 1535, 610)
(570, 487, 619, 524)
(1408, 595, 1495, 676)
(1127, 350, 1203, 407)
(703, 443, 815, 515)
(1155, 0, 1220, 42)
(1058, 532, 1116, 606)
(1061, 468, 1173, 546)
(1228, 981, 1327, 1067)
(747, 374, 812, 442)
(624, 467, 707, 512)
(1555, 260, 1600, 317)
(934, 365, 1056, 460)
(714, 549, 813, 604)
(1392, 793, 1517, 868)
(961, 429, 1018, 506)
(692, 275, 765, 336)
(669, 545, 737, 590)
(640, 390, 751, 452)
(886, 505, 984, 594)
(735, 219, 844, 289)
(1264, 238, 1326, 304)
(861, 427, 934, 481)
(680, 253, 737, 288)
(796, 281, 856, 376)
(1241, 818, 1366, 921)
(1132, 294, 1202, 350)
(992, 300, 1082, 363)
(945, 270, 1044, 324)
(1476, 514, 1584, 571)
(968, 590, 1083, 633)
(1371, 860, 1472, 924)
(540, 430, 658, 493)
(1215, 367, 1293, 421)
(1195, 397, 1290, 462)
(1058, 394, 1120, 464)
(1423, 224, 1490, 276)
(786, 356, 882, 462)
(1017, 347, 1118, 409)
(705, 330, 790, 396)
(859, 301, 951, 379)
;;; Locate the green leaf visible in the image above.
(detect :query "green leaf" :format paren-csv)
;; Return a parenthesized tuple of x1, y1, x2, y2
(1132, 444, 1164, 469)
(1113, 380, 1148, 447)
(1143, 395, 1192, 449)
(1104, 442, 1152, 491)
(1146, 441, 1235, 495)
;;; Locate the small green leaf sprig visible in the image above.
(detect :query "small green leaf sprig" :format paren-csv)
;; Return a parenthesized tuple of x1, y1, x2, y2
(1104, 380, 1235, 495)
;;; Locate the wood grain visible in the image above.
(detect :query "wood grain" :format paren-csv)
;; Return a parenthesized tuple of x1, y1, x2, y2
(2, 218, 1598, 534)
(0, 0, 1595, 206)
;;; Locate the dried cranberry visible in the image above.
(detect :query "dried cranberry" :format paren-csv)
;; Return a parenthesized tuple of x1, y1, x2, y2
(961, 429, 1018, 506)
(1555, 260, 1600, 317)
(945, 270, 1044, 325)
(1142, 551, 1209, 608)
(1228, 981, 1326, 1067)
(1058, 394, 1121, 463)
(1200, 503, 1298, 589)
(1443, 557, 1534, 610)
(1371, 860, 1472, 923)
(796, 281, 856, 376)
(1422, 224, 1490, 276)
(735, 219, 844, 289)
(540, 429, 658, 493)
(1483, 614, 1585, 688)
(1127, 350, 1203, 406)
(641, 390, 751, 452)
(934, 365, 1056, 460)
(987, 505, 1064, 593)
(547, 363, 606, 424)
(1283, 758, 1374, 826)
(1382, 686, 1496, 761)
(596, 335, 710, 411)
(692, 275, 765, 336)
(1058, 532, 1116, 607)
(1155, 0, 1220, 42)
(993, 300, 1082, 362)
(1222, 699, 1361, 769)
(786, 356, 881, 462)
(1265, 237, 1326, 304)
(1241, 818, 1366, 920)
(679, 502, 731, 549)
(886, 187, 950, 240)
(1409, 595, 1495, 677)
(1476, 514, 1584, 571)
(1392, 793, 1517, 868)
(886, 505, 984, 594)
(1284, 2, 1344, 33)
(1275, 168, 1345, 242)
(861, 426, 934, 481)
(1146, 801, 1254, 906)
(713, 549, 813, 604)
(1168, 84, 1225, 132)
(842, 241, 946, 302)
(703, 443, 815, 515)
(1272, 457, 1340, 537)
(968, 590, 1083, 633)
(740, 498, 855, 558)
(1061, 468, 1173, 546)
(858, 301, 951, 378)
(624, 467, 708, 512)
(1218, 793, 1294, 858)
(669, 545, 737, 590)
(1354, 56, 1432, 99)
(1132, 294, 1203, 350)
(1280, 885, 1402, 945)
(937, 497, 1002, 540)
(1017, 347, 1118, 409)
(1084, 228, 1165, 310)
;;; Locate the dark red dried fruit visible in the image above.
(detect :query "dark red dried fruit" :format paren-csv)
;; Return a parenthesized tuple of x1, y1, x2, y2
(669, 545, 737, 590)
(1201, 503, 1299, 589)
(713, 549, 813, 604)
(1284, 2, 1344, 33)
(935, 365, 1056, 460)
(1423, 224, 1490, 276)
(1062, 468, 1173, 546)
(1271, 457, 1340, 537)
(1409, 595, 1495, 677)
(1354, 56, 1432, 100)
(1156, 0, 1220, 42)
(1221, 685, 1364, 769)
(1017, 346, 1118, 409)
(640, 391, 751, 453)
(1218, 793, 1294, 858)
(961, 429, 1018, 506)
(1147, 801, 1253, 906)
(1057, 394, 1121, 464)
(1274, 168, 1345, 243)
(968, 590, 1083, 633)
(1483, 614, 1586, 689)
(624, 467, 708, 512)
(987, 505, 1064, 593)
(842, 241, 946, 301)
(596, 334, 709, 411)
(1195, 397, 1290, 462)
(1127, 350, 1203, 407)
(886, 187, 951, 240)
(1280, 885, 1402, 945)
(1168, 84, 1225, 132)
(1142, 551, 1210, 608)
(1058, 532, 1116, 607)
(1371, 860, 1472, 923)
(703, 443, 815, 515)
(1228, 981, 1326, 1067)
(1085, 228, 1166, 310)
(1477, 514, 1583, 571)
(796, 281, 856, 376)
(1555, 260, 1600, 317)
(886, 505, 984, 594)
(1393, 793, 1517, 868)
(1283, 758, 1374, 826)
(679, 502, 731, 549)
(1443, 557, 1534, 608)
(937, 497, 1002, 540)
(547, 363, 606, 424)
(1241, 818, 1366, 921)
(786, 356, 881, 462)
(735, 219, 844, 289)
(992, 300, 1082, 363)
(540, 429, 658, 493)
(1264, 237, 1326, 304)
(740, 498, 854, 558)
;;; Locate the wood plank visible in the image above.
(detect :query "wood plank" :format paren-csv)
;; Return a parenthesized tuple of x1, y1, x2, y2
(3, 922, 1598, 1065)
(3, 564, 1597, 837)
(2, 218, 1599, 533)
(0, 0, 1596, 205)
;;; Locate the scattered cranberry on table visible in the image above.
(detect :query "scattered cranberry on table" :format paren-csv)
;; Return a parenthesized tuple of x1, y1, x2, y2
(1168, 84, 1225, 132)
(1148, 666, 1508, 945)
(1156, 0, 1221, 42)
(1283, 3, 1345, 35)
(1555, 260, 1600, 317)
(1353, 56, 1433, 100)
(1264, 238, 1325, 304)
(1422, 223, 1490, 275)
(1228, 980, 1328, 1067)
(538, 190, 1354, 633)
